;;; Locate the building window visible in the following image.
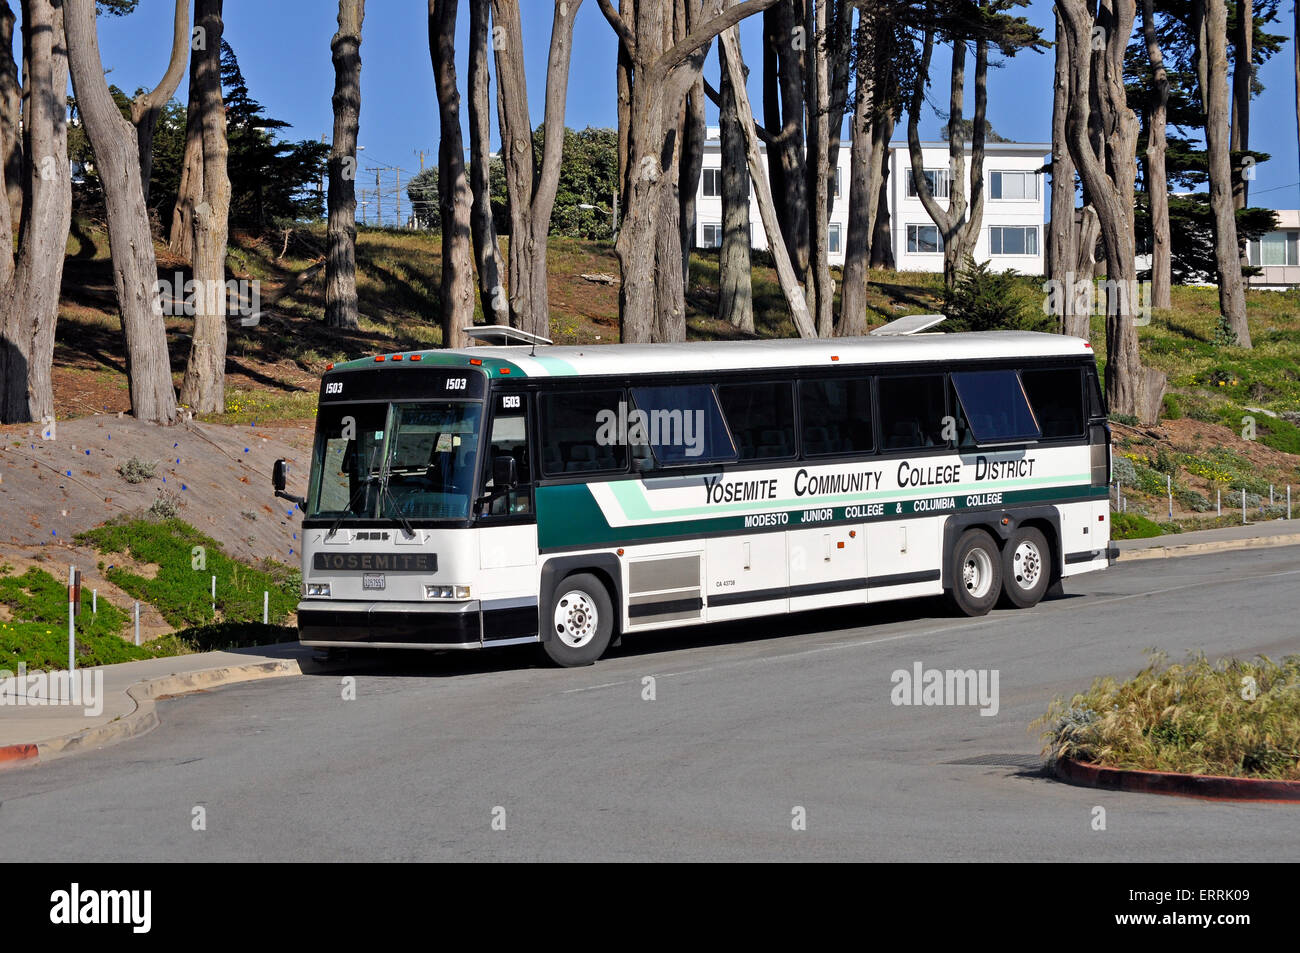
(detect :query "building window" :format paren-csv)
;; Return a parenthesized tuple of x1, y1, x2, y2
(989, 225, 1038, 256)
(907, 224, 943, 254)
(833, 167, 842, 200)
(828, 224, 842, 255)
(702, 168, 721, 198)
(990, 170, 1038, 201)
(1249, 231, 1300, 266)
(906, 169, 950, 199)
(701, 224, 722, 248)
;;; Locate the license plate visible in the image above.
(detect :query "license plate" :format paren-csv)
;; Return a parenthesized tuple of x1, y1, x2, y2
(363, 574, 386, 591)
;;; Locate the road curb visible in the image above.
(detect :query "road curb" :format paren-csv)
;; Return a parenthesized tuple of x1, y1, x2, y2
(0, 658, 308, 771)
(1055, 757, 1300, 803)
(1117, 533, 1300, 562)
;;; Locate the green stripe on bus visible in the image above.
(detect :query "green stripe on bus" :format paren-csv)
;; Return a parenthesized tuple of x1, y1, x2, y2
(606, 472, 1092, 521)
(535, 481, 1107, 551)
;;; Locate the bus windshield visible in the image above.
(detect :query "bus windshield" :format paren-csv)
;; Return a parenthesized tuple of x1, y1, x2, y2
(306, 401, 483, 522)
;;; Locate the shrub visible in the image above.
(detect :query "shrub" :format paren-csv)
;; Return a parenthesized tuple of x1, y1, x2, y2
(1161, 394, 1182, 420)
(149, 490, 181, 519)
(117, 458, 157, 484)
(941, 257, 1052, 333)
(1110, 512, 1166, 539)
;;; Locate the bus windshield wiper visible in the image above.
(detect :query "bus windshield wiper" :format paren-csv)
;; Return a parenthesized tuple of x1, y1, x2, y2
(377, 444, 417, 539)
(326, 445, 381, 540)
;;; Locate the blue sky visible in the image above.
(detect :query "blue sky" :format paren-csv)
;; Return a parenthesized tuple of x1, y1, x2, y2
(55, 0, 1300, 221)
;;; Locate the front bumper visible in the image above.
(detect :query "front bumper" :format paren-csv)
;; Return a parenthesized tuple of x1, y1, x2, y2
(298, 599, 482, 649)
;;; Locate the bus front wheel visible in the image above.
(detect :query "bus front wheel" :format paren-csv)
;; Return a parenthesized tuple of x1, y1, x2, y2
(1000, 526, 1051, 609)
(947, 529, 1002, 617)
(543, 573, 614, 667)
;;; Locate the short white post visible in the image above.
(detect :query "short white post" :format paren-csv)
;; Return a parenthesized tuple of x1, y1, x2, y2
(92, 589, 97, 615)
(211, 574, 216, 615)
(134, 602, 140, 646)
(1217, 488, 1221, 516)
(1167, 474, 1173, 520)
(67, 565, 75, 672)
(1270, 484, 1275, 506)
(1242, 488, 1247, 525)
(1289, 485, 1293, 521)
(263, 590, 269, 625)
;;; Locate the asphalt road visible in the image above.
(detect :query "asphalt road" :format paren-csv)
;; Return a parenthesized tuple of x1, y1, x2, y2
(4, 547, 1299, 862)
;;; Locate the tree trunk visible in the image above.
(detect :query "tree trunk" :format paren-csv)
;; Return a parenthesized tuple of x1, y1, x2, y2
(1140, 0, 1171, 312)
(770, 0, 808, 280)
(1203, 0, 1250, 347)
(492, 0, 582, 339)
(0, 0, 70, 424)
(324, 0, 364, 331)
(169, 61, 203, 261)
(1059, 0, 1159, 423)
(130, 0, 189, 206)
(869, 114, 893, 269)
(805, 0, 832, 336)
(840, 15, 873, 337)
(178, 0, 230, 415)
(66, 0, 178, 424)
(719, 21, 815, 337)
(468, 0, 506, 324)
(678, 73, 705, 291)
(1050, 5, 1084, 336)
(616, 0, 633, 222)
(0, 2, 21, 231)
(429, 0, 474, 348)
(1230, 0, 1251, 210)
(717, 35, 753, 332)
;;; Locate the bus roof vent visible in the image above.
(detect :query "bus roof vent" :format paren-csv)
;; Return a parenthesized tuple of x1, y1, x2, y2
(868, 313, 946, 336)
(462, 326, 554, 347)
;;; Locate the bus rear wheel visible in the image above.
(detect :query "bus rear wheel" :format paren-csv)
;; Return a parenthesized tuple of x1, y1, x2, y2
(1000, 526, 1050, 609)
(542, 573, 614, 667)
(947, 528, 1002, 617)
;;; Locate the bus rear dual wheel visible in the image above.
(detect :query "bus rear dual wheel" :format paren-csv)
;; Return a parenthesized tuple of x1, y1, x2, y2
(947, 526, 1051, 617)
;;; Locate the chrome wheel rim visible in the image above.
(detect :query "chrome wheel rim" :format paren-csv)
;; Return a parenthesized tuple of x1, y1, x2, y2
(963, 547, 994, 600)
(554, 590, 599, 648)
(1012, 539, 1043, 590)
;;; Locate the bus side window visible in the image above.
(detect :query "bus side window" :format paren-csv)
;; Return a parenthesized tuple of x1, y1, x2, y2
(481, 395, 533, 517)
(878, 375, 946, 450)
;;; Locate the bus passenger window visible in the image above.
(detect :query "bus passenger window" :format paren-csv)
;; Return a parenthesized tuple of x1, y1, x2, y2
(1021, 368, 1084, 438)
(718, 382, 796, 460)
(799, 378, 874, 456)
(540, 390, 628, 476)
(878, 375, 946, 450)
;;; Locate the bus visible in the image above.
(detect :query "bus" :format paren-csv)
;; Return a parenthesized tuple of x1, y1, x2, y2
(272, 321, 1114, 667)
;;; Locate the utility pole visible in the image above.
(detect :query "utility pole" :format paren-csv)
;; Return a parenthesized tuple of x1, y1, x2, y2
(395, 167, 402, 228)
(415, 149, 427, 172)
(375, 168, 382, 226)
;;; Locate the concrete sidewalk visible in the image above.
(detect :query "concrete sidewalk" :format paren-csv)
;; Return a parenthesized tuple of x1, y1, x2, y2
(1115, 518, 1300, 561)
(0, 642, 341, 768)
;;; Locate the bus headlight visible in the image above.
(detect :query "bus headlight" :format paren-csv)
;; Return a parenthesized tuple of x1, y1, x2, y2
(305, 583, 331, 597)
(425, 584, 471, 600)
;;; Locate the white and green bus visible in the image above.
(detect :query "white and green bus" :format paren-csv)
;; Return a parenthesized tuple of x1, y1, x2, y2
(273, 322, 1114, 666)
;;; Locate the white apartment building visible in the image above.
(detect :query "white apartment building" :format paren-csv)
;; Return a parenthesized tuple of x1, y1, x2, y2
(695, 133, 1049, 275)
(1244, 209, 1300, 289)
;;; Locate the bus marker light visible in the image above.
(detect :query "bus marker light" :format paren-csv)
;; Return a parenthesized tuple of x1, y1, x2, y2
(375, 355, 385, 362)
(325, 362, 334, 371)
(1001, 517, 1009, 525)
(836, 541, 844, 549)
(410, 354, 422, 361)
(392, 354, 403, 361)
(470, 358, 483, 366)
(617, 548, 624, 556)
(499, 368, 511, 374)
(830, 355, 839, 361)
(849, 531, 856, 538)
(1083, 342, 1092, 348)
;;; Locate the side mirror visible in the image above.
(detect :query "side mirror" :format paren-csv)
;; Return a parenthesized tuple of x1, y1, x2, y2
(493, 454, 518, 490)
(272, 458, 288, 492)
